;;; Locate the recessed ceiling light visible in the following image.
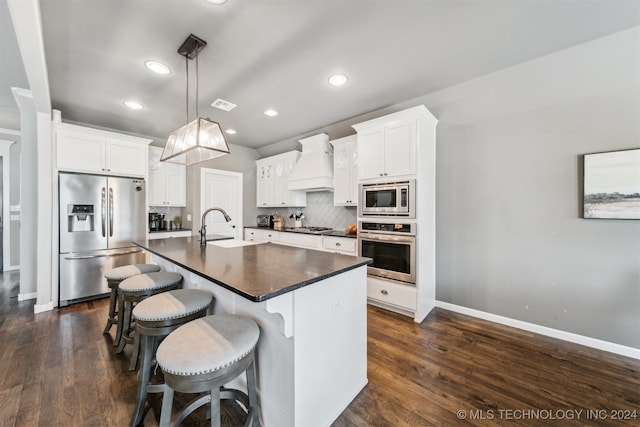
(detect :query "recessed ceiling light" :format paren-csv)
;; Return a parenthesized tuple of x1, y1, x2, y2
(225, 129, 237, 135)
(264, 109, 278, 117)
(205, 0, 227, 4)
(123, 100, 143, 110)
(328, 74, 348, 86)
(145, 60, 171, 75)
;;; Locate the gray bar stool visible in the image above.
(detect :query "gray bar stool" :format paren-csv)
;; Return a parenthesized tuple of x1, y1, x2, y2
(156, 314, 261, 427)
(115, 272, 183, 368)
(102, 264, 161, 337)
(130, 289, 214, 427)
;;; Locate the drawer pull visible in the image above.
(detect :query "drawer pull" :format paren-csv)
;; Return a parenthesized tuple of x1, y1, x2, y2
(380, 289, 388, 295)
(335, 242, 341, 247)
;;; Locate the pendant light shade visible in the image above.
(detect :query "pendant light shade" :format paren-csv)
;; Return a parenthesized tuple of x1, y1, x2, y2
(162, 117, 229, 164)
(161, 34, 230, 165)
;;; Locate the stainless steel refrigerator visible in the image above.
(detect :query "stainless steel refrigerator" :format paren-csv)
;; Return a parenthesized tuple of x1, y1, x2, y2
(59, 172, 147, 306)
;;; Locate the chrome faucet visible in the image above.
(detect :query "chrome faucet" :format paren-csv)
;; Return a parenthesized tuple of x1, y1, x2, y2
(200, 207, 232, 245)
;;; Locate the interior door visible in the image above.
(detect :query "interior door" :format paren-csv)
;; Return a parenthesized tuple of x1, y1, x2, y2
(201, 168, 243, 239)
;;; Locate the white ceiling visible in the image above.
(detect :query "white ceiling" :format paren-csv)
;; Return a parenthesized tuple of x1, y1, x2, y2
(3, 0, 639, 149)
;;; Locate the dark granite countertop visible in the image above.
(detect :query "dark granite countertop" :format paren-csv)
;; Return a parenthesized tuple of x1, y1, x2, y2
(244, 226, 357, 239)
(134, 236, 371, 302)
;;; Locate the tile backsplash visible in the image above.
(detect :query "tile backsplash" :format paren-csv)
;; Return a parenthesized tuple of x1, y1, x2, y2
(258, 192, 357, 231)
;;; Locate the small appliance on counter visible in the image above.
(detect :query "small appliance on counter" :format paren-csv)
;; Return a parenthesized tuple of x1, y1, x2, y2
(273, 215, 285, 230)
(257, 214, 273, 228)
(149, 213, 160, 231)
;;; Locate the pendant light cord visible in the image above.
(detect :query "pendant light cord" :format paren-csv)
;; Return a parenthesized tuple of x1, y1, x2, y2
(184, 46, 200, 121)
(185, 53, 190, 123)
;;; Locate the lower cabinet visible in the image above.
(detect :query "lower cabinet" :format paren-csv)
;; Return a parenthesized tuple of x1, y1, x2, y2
(279, 232, 321, 249)
(244, 228, 357, 255)
(322, 236, 356, 256)
(244, 228, 280, 243)
(366, 275, 417, 313)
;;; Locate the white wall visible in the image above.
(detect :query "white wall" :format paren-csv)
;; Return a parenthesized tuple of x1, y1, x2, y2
(416, 27, 639, 348)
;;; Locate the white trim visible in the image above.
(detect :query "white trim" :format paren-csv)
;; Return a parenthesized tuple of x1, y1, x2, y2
(0, 128, 20, 136)
(0, 140, 14, 270)
(33, 300, 54, 313)
(435, 301, 640, 360)
(18, 291, 37, 301)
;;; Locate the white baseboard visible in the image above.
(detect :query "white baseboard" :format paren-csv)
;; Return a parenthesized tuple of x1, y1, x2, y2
(435, 301, 640, 360)
(34, 300, 54, 314)
(18, 292, 37, 301)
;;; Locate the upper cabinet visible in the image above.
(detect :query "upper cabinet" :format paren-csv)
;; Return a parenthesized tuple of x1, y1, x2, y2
(330, 135, 358, 206)
(148, 146, 186, 207)
(255, 151, 306, 207)
(55, 123, 150, 178)
(353, 108, 428, 181)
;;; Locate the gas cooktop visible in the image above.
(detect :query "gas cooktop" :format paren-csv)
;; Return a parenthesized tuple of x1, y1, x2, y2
(286, 226, 333, 235)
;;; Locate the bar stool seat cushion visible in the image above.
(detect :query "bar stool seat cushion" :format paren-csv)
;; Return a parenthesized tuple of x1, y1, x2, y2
(104, 264, 161, 281)
(133, 289, 213, 322)
(119, 272, 183, 293)
(157, 314, 259, 376)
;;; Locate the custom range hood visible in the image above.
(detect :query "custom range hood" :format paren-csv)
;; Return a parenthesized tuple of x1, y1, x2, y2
(287, 133, 334, 192)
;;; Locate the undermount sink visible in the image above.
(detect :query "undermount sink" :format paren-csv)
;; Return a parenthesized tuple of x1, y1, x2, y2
(207, 239, 260, 248)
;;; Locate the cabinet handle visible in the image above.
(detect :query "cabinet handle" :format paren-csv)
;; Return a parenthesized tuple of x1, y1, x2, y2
(380, 289, 388, 295)
(335, 242, 341, 247)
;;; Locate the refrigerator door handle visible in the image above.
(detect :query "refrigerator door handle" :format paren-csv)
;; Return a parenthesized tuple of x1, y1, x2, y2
(64, 248, 143, 260)
(101, 187, 106, 237)
(109, 187, 114, 237)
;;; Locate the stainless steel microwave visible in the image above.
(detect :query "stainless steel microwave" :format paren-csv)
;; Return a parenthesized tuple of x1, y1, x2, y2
(358, 180, 415, 218)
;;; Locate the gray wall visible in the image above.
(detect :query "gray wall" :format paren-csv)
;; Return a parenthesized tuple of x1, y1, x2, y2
(420, 28, 639, 348)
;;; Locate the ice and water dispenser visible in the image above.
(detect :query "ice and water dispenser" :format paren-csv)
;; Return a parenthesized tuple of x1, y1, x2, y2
(67, 204, 95, 232)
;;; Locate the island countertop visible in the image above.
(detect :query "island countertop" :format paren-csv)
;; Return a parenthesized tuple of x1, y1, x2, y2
(134, 236, 371, 302)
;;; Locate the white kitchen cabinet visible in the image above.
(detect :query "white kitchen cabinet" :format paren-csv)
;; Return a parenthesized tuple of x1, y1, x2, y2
(255, 151, 306, 207)
(55, 122, 150, 177)
(245, 228, 280, 243)
(148, 146, 186, 207)
(330, 135, 358, 206)
(367, 276, 417, 313)
(353, 110, 419, 180)
(279, 231, 321, 250)
(322, 236, 356, 256)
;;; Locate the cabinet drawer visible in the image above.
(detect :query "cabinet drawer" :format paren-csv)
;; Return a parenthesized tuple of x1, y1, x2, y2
(367, 276, 416, 311)
(245, 228, 279, 242)
(279, 232, 320, 249)
(322, 236, 356, 255)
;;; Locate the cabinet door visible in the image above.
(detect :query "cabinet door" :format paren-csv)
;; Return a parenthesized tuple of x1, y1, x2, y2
(273, 160, 287, 206)
(383, 118, 416, 177)
(106, 139, 147, 177)
(165, 162, 186, 206)
(256, 163, 270, 207)
(349, 143, 358, 202)
(148, 147, 166, 205)
(333, 141, 353, 205)
(57, 132, 105, 173)
(357, 129, 384, 180)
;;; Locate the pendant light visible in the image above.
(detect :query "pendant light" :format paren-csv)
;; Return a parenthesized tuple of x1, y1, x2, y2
(161, 34, 230, 165)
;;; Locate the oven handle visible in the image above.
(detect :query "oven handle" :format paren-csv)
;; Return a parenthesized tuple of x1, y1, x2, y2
(358, 232, 415, 243)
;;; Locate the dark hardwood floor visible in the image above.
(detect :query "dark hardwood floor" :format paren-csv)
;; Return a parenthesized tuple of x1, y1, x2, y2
(1, 271, 638, 426)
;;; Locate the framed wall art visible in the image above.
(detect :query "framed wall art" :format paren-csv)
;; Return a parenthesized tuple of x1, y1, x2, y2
(583, 148, 640, 220)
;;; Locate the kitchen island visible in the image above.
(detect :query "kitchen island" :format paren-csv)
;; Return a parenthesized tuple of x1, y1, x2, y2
(134, 236, 371, 427)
